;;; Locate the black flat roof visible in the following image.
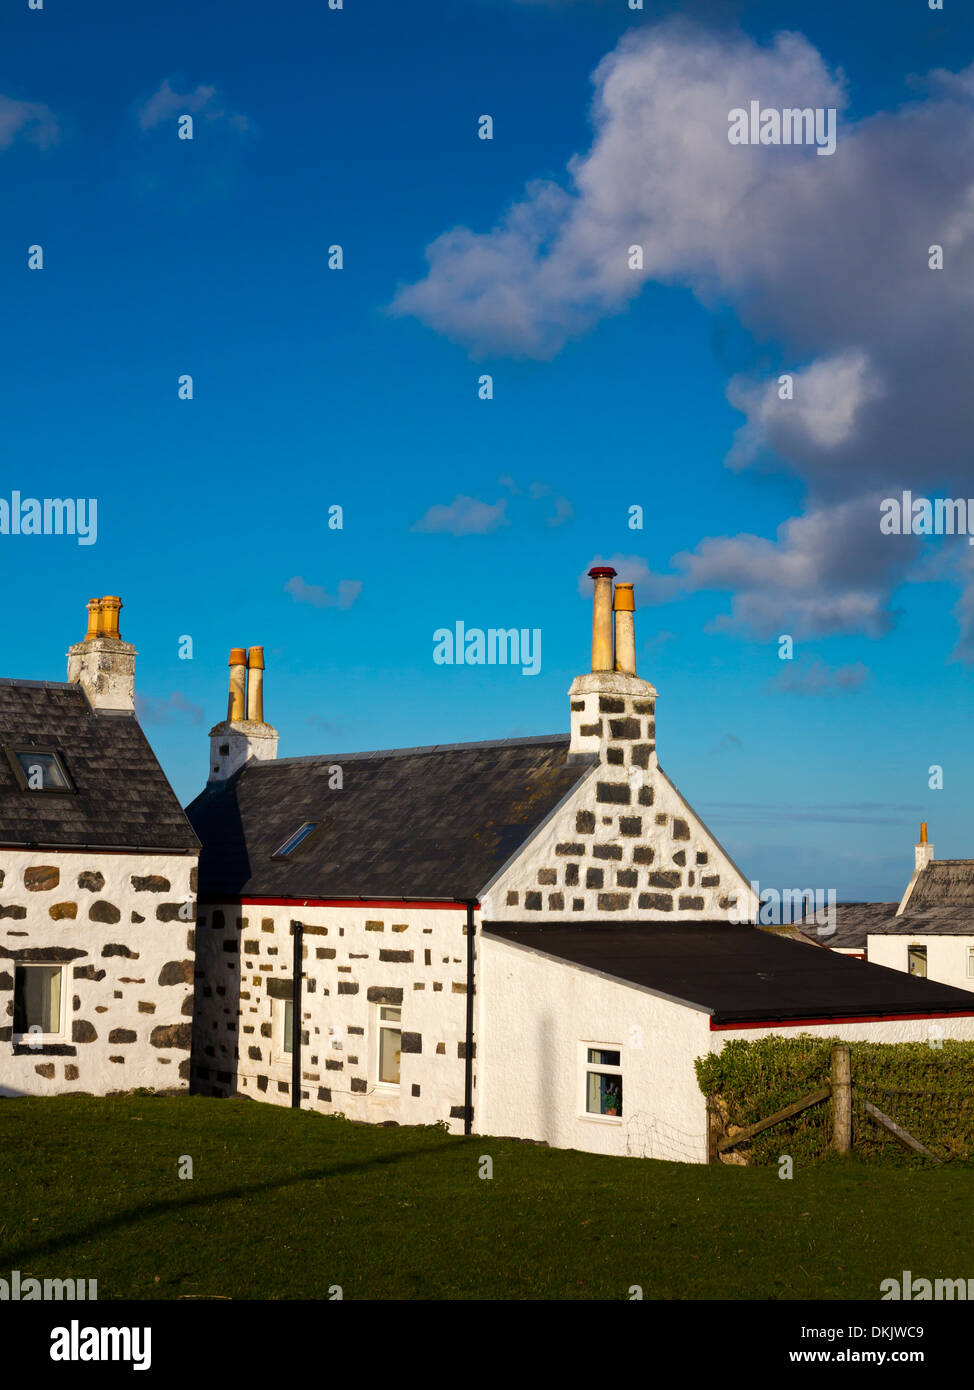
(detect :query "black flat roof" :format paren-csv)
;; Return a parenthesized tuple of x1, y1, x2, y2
(482, 921, 974, 1024)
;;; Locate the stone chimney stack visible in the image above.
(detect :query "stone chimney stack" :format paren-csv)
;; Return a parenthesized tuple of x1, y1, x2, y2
(569, 567, 657, 763)
(67, 595, 137, 712)
(208, 644, 279, 783)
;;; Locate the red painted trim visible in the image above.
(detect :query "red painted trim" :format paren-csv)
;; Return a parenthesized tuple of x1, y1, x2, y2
(711, 1009, 974, 1031)
(201, 895, 477, 911)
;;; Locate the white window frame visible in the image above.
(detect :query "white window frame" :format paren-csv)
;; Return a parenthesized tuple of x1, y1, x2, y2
(375, 1004, 402, 1089)
(12, 962, 66, 1044)
(580, 1041, 623, 1124)
(967, 946, 974, 979)
(270, 995, 294, 1064)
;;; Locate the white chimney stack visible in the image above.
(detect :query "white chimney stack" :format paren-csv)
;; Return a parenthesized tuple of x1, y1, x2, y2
(66, 596, 136, 712)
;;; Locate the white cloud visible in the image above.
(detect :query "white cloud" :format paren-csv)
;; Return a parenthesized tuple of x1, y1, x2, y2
(769, 658, 869, 695)
(285, 576, 362, 610)
(392, 22, 974, 650)
(0, 94, 59, 149)
(138, 79, 250, 133)
(135, 691, 203, 725)
(412, 495, 509, 536)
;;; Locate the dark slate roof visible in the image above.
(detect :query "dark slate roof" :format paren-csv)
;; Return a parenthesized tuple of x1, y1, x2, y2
(187, 735, 596, 901)
(0, 679, 199, 852)
(796, 901, 974, 949)
(483, 921, 974, 1024)
(796, 903, 899, 951)
(907, 860, 974, 908)
(857, 907, 974, 936)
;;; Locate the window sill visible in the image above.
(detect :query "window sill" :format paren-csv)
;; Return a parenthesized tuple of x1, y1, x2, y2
(579, 1113, 623, 1125)
(374, 1082, 400, 1094)
(12, 1041, 75, 1056)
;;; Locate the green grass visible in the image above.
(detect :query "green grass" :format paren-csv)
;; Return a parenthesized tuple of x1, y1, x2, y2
(2, 1093, 972, 1300)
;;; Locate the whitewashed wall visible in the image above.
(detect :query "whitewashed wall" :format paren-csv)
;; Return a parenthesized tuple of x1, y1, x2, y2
(477, 934, 713, 1162)
(478, 935, 974, 1164)
(193, 901, 474, 1133)
(0, 849, 197, 1096)
(866, 934, 974, 995)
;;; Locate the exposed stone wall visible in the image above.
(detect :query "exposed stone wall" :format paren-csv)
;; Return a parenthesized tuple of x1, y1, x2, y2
(192, 903, 473, 1132)
(482, 673, 759, 921)
(0, 850, 197, 1096)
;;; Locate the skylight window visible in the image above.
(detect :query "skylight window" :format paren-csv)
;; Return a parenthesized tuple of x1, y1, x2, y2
(5, 747, 74, 793)
(272, 822, 317, 858)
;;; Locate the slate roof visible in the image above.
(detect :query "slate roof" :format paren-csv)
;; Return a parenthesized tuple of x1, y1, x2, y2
(483, 921, 974, 1024)
(796, 896, 974, 950)
(859, 907, 974, 936)
(796, 903, 899, 951)
(906, 860, 974, 908)
(187, 735, 596, 901)
(0, 679, 199, 852)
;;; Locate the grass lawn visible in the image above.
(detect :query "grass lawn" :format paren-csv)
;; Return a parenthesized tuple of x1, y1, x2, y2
(2, 1093, 971, 1300)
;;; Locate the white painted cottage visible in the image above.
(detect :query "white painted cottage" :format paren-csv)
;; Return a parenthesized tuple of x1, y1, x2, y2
(800, 825, 974, 995)
(0, 598, 200, 1097)
(188, 570, 974, 1160)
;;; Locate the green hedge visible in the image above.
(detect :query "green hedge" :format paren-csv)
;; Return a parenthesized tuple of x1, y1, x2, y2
(695, 1035, 974, 1165)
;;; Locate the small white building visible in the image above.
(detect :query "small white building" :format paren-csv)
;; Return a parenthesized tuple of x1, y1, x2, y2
(0, 597, 200, 1097)
(800, 825, 974, 995)
(188, 570, 974, 1158)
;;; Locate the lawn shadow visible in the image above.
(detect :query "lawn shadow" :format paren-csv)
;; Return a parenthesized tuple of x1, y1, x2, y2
(4, 1131, 474, 1269)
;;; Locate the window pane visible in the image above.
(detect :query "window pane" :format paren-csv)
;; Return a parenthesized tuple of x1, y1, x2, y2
(15, 751, 69, 790)
(586, 1070, 623, 1116)
(379, 1006, 401, 1024)
(283, 999, 294, 1054)
(587, 1047, 620, 1067)
(908, 946, 927, 977)
(379, 1026, 401, 1084)
(14, 966, 61, 1033)
(273, 823, 317, 857)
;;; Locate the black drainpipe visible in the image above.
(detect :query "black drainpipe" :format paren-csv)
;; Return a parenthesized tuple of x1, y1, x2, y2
(463, 900, 476, 1135)
(291, 919, 303, 1109)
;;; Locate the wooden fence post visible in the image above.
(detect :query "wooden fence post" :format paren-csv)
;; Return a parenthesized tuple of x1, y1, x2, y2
(831, 1044, 852, 1154)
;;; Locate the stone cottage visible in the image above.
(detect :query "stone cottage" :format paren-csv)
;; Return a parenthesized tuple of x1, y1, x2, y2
(187, 569, 974, 1159)
(0, 597, 199, 1096)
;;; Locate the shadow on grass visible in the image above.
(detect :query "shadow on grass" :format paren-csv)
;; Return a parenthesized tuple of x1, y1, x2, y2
(4, 1132, 474, 1267)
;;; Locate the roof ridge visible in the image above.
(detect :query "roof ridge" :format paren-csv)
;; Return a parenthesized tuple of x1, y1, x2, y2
(0, 678, 79, 690)
(253, 732, 571, 767)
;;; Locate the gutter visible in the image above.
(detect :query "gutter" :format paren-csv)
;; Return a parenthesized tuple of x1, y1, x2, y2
(291, 919, 304, 1109)
(463, 899, 476, 1136)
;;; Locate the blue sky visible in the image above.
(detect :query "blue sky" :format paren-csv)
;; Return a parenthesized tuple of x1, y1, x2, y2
(3, 0, 974, 900)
